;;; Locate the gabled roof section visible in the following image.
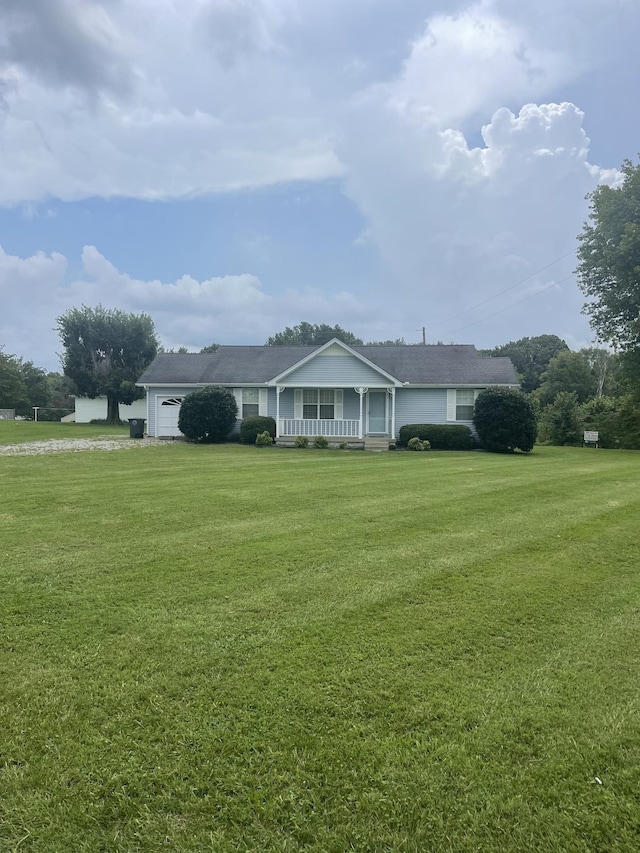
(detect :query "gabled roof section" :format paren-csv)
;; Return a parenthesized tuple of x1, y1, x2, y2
(353, 345, 518, 385)
(137, 343, 519, 387)
(270, 338, 402, 385)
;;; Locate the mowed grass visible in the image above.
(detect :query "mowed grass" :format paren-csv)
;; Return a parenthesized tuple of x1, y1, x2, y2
(0, 421, 129, 445)
(1, 439, 640, 852)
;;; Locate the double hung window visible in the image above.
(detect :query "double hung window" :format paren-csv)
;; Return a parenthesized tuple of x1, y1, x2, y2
(242, 388, 260, 418)
(455, 389, 475, 421)
(303, 389, 335, 420)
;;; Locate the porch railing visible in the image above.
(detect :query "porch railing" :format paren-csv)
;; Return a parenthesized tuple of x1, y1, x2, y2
(279, 419, 361, 437)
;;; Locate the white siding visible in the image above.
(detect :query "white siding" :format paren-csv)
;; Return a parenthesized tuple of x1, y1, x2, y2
(395, 389, 447, 435)
(283, 352, 390, 386)
(75, 397, 147, 423)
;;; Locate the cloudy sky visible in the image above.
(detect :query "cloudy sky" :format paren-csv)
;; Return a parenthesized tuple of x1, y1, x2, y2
(1, 0, 638, 371)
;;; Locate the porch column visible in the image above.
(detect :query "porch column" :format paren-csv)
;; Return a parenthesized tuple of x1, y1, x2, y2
(389, 387, 396, 439)
(276, 386, 284, 438)
(355, 387, 368, 439)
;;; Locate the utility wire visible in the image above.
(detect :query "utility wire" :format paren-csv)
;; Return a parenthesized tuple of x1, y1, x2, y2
(447, 273, 575, 335)
(438, 247, 577, 328)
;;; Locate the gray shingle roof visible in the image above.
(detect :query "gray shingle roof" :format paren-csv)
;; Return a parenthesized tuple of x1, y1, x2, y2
(137, 343, 518, 386)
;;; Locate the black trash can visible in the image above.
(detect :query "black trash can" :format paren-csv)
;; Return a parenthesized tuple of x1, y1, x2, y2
(128, 418, 145, 438)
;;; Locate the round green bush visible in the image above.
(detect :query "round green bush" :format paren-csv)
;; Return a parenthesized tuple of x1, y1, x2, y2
(473, 387, 537, 453)
(407, 437, 425, 451)
(178, 385, 238, 443)
(255, 430, 274, 447)
(313, 435, 329, 448)
(294, 435, 309, 448)
(240, 415, 276, 444)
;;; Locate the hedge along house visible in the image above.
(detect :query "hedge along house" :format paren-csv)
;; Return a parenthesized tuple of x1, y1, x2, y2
(136, 339, 519, 444)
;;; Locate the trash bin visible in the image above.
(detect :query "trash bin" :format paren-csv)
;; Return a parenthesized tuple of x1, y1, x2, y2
(128, 418, 145, 438)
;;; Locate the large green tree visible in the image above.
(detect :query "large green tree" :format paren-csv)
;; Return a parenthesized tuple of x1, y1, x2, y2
(481, 335, 569, 393)
(267, 322, 363, 346)
(576, 157, 640, 351)
(579, 347, 621, 398)
(537, 350, 598, 407)
(17, 361, 51, 417)
(57, 305, 158, 424)
(0, 346, 28, 412)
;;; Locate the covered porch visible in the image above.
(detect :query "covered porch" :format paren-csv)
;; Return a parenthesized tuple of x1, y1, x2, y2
(275, 386, 396, 440)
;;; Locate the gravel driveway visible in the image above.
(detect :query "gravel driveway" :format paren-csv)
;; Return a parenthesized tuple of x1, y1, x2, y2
(0, 437, 169, 456)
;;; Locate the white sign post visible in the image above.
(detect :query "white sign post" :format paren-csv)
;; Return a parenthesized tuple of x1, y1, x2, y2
(583, 430, 599, 447)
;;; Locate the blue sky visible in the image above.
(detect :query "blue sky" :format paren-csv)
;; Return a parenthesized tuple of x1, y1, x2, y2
(1, 0, 638, 371)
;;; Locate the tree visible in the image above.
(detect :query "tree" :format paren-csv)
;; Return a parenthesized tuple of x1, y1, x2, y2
(537, 350, 598, 407)
(17, 361, 51, 417)
(178, 386, 238, 443)
(473, 387, 537, 453)
(539, 392, 583, 446)
(267, 322, 363, 346)
(481, 335, 569, 393)
(43, 372, 75, 421)
(576, 157, 640, 352)
(579, 347, 621, 398)
(57, 305, 158, 424)
(200, 343, 220, 353)
(366, 338, 407, 346)
(581, 394, 640, 449)
(0, 346, 28, 411)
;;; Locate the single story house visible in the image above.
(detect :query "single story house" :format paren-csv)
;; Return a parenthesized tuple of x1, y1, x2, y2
(136, 339, 519, 444)
(72, 396, 147, 423)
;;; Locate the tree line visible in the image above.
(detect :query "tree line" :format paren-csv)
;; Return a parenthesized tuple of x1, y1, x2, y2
(0, 346, 75, 420)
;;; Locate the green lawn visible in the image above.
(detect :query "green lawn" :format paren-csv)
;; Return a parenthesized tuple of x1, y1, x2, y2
(0, 420, 129, 445)
(1, 441, 639, 852)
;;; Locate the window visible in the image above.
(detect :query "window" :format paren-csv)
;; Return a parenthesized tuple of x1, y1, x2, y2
(242, 388, 260, 418)
(456, 389, 475, 421)
(303, 389, 335, 419)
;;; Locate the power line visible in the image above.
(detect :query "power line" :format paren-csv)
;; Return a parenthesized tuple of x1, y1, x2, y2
(438, 247, 577, 328)
(447, 273, 575, 335)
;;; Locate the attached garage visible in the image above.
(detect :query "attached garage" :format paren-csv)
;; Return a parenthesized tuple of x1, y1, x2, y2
(156, 397, 184, 437)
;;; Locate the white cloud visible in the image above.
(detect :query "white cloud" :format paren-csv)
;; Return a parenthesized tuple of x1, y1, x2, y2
(1, 0, 639, 362)
(1, 245, 381, 370)
(0, 0, 343, 205)
(392, 5, 572, 126)
(0, 0, 635, 206)
(339, 96, 615, 348)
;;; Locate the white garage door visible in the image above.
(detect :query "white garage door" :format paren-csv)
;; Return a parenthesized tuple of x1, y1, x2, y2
(157, 397, 184, 436)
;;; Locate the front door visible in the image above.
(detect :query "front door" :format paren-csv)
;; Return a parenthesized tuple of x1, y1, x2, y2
(368, 391, 387, 434)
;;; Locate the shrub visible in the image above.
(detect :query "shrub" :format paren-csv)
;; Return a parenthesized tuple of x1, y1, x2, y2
(339, 441, 348, 450)
(178, 385, 238, 443)
(397, 424, 475, 450)
(581, 394, 640, 449)
(538, 392, 583, 446)
(240, 415, 276, 444)
(407, 437, 425, 451)
(294, 435, 308, 448)
(313, 435, 329, 448)
(255, 430, 274, 447)
(473, 387, 537, 453)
